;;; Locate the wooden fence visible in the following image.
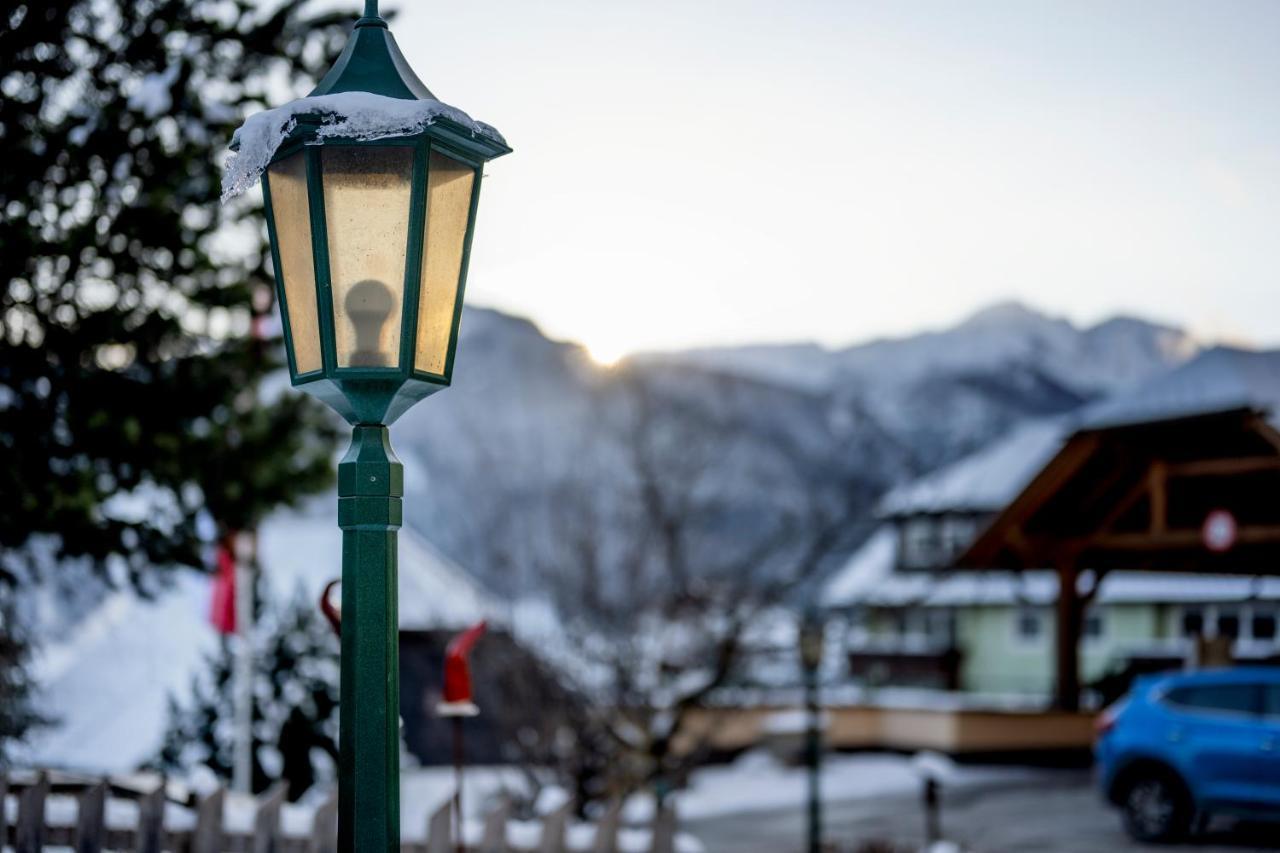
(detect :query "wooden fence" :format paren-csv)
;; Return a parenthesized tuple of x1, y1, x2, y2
(1, 772, 680, 853)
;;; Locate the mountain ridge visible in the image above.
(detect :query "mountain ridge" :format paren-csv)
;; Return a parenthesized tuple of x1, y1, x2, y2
(637, 300, 1206, 394)
(391, 300, 1214, 583)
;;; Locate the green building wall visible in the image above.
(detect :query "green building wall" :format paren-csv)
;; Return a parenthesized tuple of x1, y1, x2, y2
(956, 603, 1163, 696)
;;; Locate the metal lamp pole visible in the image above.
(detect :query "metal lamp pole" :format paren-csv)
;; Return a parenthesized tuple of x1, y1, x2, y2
(244, 0, 509, 843)
(337, 424, 403, 851)
(799, 609, 826, 853)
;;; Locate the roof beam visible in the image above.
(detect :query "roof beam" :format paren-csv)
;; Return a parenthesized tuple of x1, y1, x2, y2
(1248, 415, 1280, 455)
(1092, 470, 1152, 537)
(1089, 525, 1280, 551)
(1149, 461, 1167, 534)
(959, 432, 1099, 567)
(1165, 456, 1280, 477)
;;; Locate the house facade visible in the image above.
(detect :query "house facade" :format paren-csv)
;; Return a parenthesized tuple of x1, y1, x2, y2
(824, 348, 1280, 703)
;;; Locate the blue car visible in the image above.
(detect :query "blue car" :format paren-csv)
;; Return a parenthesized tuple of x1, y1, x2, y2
(1095, 667, 1280, 842)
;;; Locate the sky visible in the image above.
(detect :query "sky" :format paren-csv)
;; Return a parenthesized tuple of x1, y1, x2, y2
(379, 0, 1279, 363)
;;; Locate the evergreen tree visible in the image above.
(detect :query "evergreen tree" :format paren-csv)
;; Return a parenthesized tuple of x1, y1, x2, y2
(0, 602, 43, 762)
(154, 586, 341, 799)
(0, 0, 351, 747)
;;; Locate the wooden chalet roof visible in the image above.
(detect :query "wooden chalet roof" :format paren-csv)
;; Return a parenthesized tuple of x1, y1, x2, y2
(959, 406, 1280, 573)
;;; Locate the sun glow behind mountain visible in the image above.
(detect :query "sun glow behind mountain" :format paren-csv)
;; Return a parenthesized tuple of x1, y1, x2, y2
(582, 337, 627, 368)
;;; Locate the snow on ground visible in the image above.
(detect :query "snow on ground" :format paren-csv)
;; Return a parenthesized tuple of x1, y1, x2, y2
(626, 749, 1034, 823)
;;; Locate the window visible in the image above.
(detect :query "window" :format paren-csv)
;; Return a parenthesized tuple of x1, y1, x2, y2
(927, 610, 955, 645)
(897, 609, 952, 649)
(901, 610, 927, 644)
(1163, 683, 1261, 716)
(1084, 608, 1105, 640)
(900, 518, 942, 569)
(1251, 610, 1277, 643)
(1218, 609, 1241, 640)
(940, 516, 976, 557)
(889, 610, 908, 638)
(1181, 605, 1278, 644)
(1181, 608, 1205, 637)
(1015, 608, 1043, 642)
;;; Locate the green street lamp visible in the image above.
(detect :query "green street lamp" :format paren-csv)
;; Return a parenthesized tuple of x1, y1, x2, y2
(248, 2, 509, 850)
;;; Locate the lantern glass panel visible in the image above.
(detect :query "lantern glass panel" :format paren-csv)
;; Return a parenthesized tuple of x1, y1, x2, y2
(322, 146, 414, 369)
(414, 151, 475, 376)
(267, 153, 323, 374)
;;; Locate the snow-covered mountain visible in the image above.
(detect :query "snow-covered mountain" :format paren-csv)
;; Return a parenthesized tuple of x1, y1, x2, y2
(388, 301, 1206, 585)
(644, 302, 1201, 468)
(659, 301, 1199, 394)
(393, 307, 915, 592)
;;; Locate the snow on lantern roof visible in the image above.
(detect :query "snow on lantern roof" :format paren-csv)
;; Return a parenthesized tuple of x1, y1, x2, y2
(221, 92, 506, 202)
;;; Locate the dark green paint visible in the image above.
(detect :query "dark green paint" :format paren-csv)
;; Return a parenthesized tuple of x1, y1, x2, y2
(398, 145, 429, 375)
(337, 424, 403, 853)
(260, 169, 299, 379)
(305, 147, 338, 378)
(438, 157, 485, 382)
(254, 7, 511, 849)
(310, 16, 431, 100)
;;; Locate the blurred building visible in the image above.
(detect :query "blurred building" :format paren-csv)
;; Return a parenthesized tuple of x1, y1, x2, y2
(18, 505, 526, 773)
(824, 347, 1280, 705)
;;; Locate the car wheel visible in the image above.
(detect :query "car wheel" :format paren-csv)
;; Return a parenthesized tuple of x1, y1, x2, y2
(1121, 772, 1191, 843)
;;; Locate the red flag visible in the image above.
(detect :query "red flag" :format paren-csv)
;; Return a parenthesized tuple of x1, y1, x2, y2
(210, 537, 237, 635)
(438, 621, 486, 717)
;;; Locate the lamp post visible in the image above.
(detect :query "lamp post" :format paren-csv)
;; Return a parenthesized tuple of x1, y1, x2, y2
(247, 3, 509, 849)
(799, 608, 826, 853)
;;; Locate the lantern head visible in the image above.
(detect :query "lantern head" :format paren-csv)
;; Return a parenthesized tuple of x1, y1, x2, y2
(258, 10, 510, 425)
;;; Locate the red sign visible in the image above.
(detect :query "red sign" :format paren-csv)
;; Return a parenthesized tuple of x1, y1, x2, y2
(438, 621, 487, 717)
(1202, 509, 1237, 553)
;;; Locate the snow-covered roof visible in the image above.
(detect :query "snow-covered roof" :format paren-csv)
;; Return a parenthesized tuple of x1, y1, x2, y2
(875, 348, 1280, 521)
(258, 509, 504, 631)
(17, 572, 218, 772)
(822, 526, 896, 607)
(878, 419, 1066, 517)
(864, 570, 1280, 608)
(1080, 346, 1280, 430)
(823, 523, 1280, 608)
(19, 508, 501, 773)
